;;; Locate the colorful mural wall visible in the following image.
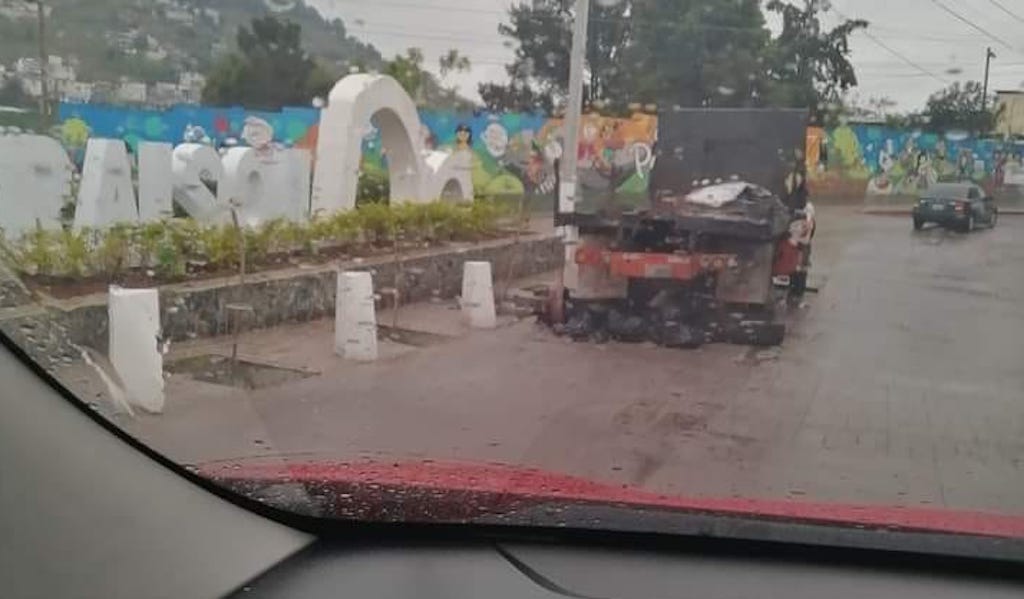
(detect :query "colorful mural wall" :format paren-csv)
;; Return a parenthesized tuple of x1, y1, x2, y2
(807, 123, 1024, 198)
(57, 103, 659, 201)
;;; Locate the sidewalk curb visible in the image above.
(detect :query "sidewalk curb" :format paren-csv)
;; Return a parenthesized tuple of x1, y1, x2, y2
(862, 208, 1024, 216)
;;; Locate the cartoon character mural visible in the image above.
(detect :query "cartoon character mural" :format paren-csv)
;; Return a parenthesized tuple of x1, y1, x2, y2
(57, 102, 321, 168)
(808, 122, 1024, 197)
(56, 102, 660, 204)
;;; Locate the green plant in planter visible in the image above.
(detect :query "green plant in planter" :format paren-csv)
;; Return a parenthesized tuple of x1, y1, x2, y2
(277, 219, 311, 255)
(93, 223, 130, 278)
(158, 219, 200, 278)
(328, 210, 361, 247)
(244, 222, 277, 265)
(15, 225, 58, 276)
(356, 202, 395, 245)
(136, 221, 167, 269)
(306, 215, 335, 254)
(199, 223, 241, 271)
(58, 227, 92, 277)
(390, 203, 425, 243)
(424, 201, 458, 241)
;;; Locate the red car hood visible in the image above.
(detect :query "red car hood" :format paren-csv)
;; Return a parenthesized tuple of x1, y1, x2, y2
(200, 458, 1024, 540)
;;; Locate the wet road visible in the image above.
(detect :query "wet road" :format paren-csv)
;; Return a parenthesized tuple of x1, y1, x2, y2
(121, 206, 1024, 513)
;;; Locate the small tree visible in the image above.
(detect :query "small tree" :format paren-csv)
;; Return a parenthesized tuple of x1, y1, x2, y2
(924, 81, 1000, 135)
(0, 77, 31, 108)
(764, 0, 867, 123)
(202, 16, 336, 110)
(384, 48, 426, 102)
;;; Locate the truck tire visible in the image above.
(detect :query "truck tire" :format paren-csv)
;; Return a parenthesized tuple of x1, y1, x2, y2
(913, 218, 924, 231)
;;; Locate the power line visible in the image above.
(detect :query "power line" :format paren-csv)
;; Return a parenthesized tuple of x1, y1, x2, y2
(987, 0, 1024, 24)
(926, 0, 1014, 51)
(831, 6, 949, 85)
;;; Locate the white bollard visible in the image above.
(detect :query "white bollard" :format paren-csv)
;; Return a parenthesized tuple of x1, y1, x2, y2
(461, 261, 497, 329)
(108, 286, 164, 414)
(335, 270, 378, 361)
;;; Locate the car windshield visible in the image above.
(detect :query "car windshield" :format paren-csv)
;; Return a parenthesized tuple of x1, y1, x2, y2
(2, 0, 1024, 550)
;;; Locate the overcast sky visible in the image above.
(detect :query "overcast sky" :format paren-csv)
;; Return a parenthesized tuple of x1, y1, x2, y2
(306, 0, 1024, 111)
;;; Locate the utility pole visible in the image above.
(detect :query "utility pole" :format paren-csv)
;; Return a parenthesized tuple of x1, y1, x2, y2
(982, 47, 995, 112)
(557, 0, 591, 291)
(34, 0, 49, 131)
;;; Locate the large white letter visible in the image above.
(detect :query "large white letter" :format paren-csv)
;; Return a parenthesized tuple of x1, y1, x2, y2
(259, 148, 311, 222)
(171, 143, 227, 223)
(138, 142, 173, 222)
(220, 147, 265, 226)
(74, 139, 138, 228)
(0, 134, 72, 237)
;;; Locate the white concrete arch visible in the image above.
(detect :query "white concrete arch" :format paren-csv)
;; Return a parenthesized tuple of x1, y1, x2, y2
(310, 74, 472, 214)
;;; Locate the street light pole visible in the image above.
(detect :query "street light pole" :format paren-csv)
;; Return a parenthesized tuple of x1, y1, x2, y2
(556, 0, 591, 292)
(982, 46, 995, 112)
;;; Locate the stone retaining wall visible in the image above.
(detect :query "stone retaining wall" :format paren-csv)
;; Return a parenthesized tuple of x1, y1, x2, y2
(0, 234, 562, 366)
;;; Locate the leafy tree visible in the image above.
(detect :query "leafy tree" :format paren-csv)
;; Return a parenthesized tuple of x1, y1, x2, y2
(483, 0, 867, 116)
(385, 48, 427, 101)
(763, 0, 867, 122)
(623, 0, 771, 109)
(438, 49, 471, 80)
(202, 16, 330, 109)
(381, 47, 475, 110)
(0, 77, 32, 108)
(478, 0, 632, 112)
(478, 81, 554, 113)
(923, 81, 1000, 134)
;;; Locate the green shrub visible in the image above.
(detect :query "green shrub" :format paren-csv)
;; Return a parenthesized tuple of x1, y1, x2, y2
(92, 223, 131, 277)
(6, 200, 506, 281)
(356, 202, 396, 244)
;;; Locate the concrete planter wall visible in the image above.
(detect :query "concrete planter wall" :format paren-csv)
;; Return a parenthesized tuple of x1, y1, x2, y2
(0, 235, 562, 367)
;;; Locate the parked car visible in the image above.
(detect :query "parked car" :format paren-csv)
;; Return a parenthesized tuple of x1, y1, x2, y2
(913, 183, 998, 232)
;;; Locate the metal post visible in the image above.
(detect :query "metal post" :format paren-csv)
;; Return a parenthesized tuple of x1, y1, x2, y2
(558, 0, 590, 222)
(982, 47, 995, 112)
(35, 1, 49, 130)
(557, 0, 591, 293)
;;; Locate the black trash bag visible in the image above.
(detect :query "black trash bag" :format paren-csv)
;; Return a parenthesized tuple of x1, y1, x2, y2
(656, 321, 703, 349)
(606, 307, 648, 342)
(561, 309, 595, 341)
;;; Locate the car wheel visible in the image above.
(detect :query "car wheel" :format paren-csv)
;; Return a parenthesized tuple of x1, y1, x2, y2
(913, 218, 924, 231)
(962, 214, 975, 233)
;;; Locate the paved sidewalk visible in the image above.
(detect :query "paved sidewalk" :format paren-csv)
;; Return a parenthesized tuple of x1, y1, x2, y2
(54, 205, 1024, 514)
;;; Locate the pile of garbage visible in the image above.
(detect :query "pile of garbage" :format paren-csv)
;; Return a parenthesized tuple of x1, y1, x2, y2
(551, 292, 785, 349)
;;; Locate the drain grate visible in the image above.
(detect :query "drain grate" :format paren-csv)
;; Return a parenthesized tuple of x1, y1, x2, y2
(166, 354, 318, 390)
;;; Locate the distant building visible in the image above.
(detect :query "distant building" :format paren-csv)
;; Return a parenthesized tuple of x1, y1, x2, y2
(14, 57, 41, 78)
(116, 80, 147, 104)
(46, 56, 75, 84)
(105, 30, 142, 56)
(995, 91, 1024, 138)
(58, 81, 93, 103)
(19, 78, 42, 98)
(0, 1, 51, 21)
(12, 55, 79, 99)
(178, 71, 206, 103)
(202, 7, 221, 25)
(164, 6, 194, 25)
(149, 81, 186, 107)
(89, 81, 116, 104)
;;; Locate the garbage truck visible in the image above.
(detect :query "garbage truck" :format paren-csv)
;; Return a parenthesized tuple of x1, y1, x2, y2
(545, 108, 815, 348)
